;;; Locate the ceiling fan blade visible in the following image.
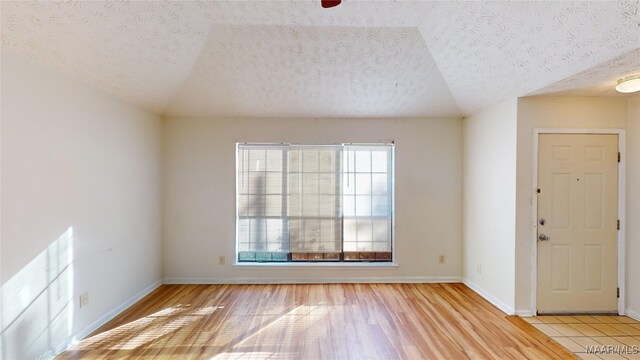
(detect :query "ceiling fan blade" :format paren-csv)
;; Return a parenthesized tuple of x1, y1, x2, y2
(321, 0, 341, 8)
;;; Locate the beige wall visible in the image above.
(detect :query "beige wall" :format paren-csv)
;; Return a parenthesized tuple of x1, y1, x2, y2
(162, 117, 462, 282)
(3, 44, 637, 360)
(626, 95, 640, 319)
(1, 49, 162, 358)
(515, 96, 630, 314)
(462, 98, 518, 314)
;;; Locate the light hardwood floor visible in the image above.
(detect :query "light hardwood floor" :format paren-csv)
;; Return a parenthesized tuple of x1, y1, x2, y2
(57, 283, 574, 359)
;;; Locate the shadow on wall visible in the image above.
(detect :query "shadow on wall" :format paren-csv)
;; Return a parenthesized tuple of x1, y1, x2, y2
(1, 227, 75, 359)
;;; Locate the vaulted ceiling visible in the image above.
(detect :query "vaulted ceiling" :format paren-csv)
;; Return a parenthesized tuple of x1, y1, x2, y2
(2, 1, 639, 118)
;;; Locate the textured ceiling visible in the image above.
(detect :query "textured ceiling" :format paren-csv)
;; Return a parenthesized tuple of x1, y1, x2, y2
(1, 1, 639, 118)
(166, 25, 459, 118)
(531, 48, 640, 97)
(418, 1, 640, 113)
(1, 1, 212, 112)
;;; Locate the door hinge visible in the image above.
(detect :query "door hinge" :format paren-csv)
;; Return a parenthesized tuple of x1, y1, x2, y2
(617, 287, 620, 298)
(618, 152, 621, 163)
(617, 219, 620, 230)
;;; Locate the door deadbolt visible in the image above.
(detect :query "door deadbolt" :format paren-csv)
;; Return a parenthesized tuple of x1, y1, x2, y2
(538, 234, 551, 241)
(539, 218, 546, 226)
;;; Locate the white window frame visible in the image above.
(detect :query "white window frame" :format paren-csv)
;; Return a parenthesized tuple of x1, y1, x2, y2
(234, 142, 397, 267)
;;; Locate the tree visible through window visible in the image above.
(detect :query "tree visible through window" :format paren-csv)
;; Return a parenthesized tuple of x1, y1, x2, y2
(236, 143, 393, 262)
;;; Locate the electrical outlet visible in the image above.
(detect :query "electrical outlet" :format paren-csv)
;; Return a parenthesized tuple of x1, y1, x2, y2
(79, 292, 89, 308)
(438, 255, 445, 264)
(218, 256, 226, 265)
(477, 264, 482, 274)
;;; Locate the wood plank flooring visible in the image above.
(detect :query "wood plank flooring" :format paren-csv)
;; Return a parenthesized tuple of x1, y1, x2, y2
(57, 283, 574, 359)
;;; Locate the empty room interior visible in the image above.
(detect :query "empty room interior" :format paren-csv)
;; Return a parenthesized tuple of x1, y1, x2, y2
(2, 1, 640, 359)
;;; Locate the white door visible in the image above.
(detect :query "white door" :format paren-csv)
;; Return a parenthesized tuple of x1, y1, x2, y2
(537, 134, 618, 313)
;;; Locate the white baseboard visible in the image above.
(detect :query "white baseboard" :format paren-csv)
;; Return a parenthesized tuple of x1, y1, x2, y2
(515, 309, 534, 317)
(463, 279, 515, 315)
(75, 280, 162, 340)
(626, 309, 640, 321)
(49, 280, 162, 358)
(163, 276, 463, 285)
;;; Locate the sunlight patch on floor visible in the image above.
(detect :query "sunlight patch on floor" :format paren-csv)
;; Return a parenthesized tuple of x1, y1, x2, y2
(69, 305, 221, 351)
(232, 305, 332, 348)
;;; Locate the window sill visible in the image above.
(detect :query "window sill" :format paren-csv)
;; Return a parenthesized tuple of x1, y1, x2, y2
(233, 262, 399, 268)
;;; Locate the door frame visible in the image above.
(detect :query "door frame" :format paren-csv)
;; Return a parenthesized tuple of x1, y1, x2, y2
(531, 128, 626, 315)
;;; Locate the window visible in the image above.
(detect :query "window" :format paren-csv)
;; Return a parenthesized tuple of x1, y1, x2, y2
(236, 143, 394, 263)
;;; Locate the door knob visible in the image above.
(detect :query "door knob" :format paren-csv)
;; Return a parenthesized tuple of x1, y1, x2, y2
(538, 234, 551, 241)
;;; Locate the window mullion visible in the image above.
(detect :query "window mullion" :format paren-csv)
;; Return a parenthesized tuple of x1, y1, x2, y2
(317, 148, 320, 253)
(282, 147, 289, 256)
(338, 147, 344, 257)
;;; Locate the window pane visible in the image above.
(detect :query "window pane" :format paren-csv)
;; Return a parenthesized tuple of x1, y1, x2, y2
(266, 219, 284, 242)
(302, 150, 318, 172)
(289, 150, 300, 171)
(249, 219, 266, 247)
(249, 172, 266, 193)
(371, 151, 388, 173)
(238, 149, 249, 191)
(318, 150, 335, 172)
(355, 151, 371, 172)
(288, 173, 300, 194)
(343, 145, 393, 258)
(292, 219, 340, 252)
(318, 174, 336, 194)
(320, 219, 338, 243)
(355, 173, 371, 194)
(344, 219, 357, 242)
(343, 150, 355, 173)
(373, 242, 390, 251)
(266, 150, 283, 171)
(372, 195, 388, 216)
(372, 174, 387, 194)
(265, 172, 283, 194)
(302, 195, 319, 216)
(237, 219, 249, 243)
(290, 219, 302, 243)
(248, 149, 265, 171)
(237, 195, 249, 216)
(302, 173, 318, 193)
(238, 145, 288, 258)
(343, 195, 355, 216)
(343, 173, 355, 195)
(357, 219, 373, 243)
(373, 219, 390, 243)
(318, 195, 336, 217)
(265, 195, 282, 216)
(355, 195, 372, 216)
(289, 146, 341, 254)
(247, 196, 265, 216)
(303, 220, 320, 246)
(343, 241, 357, 251)
(289, 194, 301, 216)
